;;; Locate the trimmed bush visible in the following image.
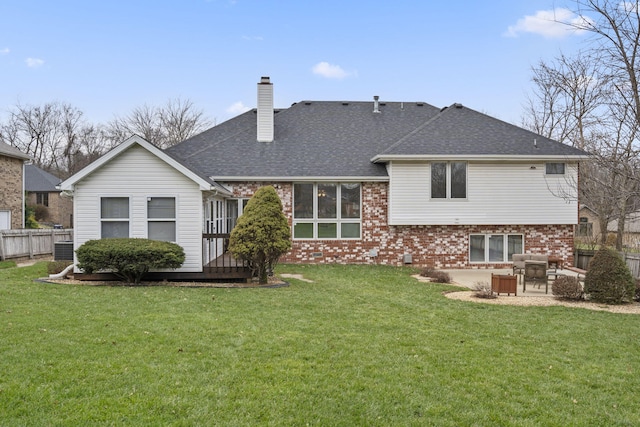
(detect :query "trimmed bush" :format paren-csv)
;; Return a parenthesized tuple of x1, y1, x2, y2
(584, 247, 635, 304)
(419, 266, 437, 277)
(551, 276, 583, 300)
(229, 186, 291, 284)
(430, 270, 452, 284)
(76, 238, 185, 284)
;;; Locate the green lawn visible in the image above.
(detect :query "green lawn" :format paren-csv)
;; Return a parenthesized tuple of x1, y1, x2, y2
(1, 262, 639, 426)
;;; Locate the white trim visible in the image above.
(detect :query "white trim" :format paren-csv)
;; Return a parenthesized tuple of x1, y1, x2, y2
(213, 176, 389, 182)
(371, 154, 591, 163)
(59, 135, 229, 193)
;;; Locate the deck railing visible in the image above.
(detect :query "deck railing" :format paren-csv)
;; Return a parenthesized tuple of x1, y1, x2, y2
(202, 233, 251, 275)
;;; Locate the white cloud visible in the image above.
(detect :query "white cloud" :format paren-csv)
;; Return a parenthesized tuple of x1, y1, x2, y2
(311, 61, 356, 79)
(0, 47, 9, 55)
(226, 101, 250, 114)
(25, 57, 45, 68)
(504, 8, 592, 39)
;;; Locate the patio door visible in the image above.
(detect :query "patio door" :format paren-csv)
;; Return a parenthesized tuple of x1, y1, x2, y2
(203, 198, 226, 264)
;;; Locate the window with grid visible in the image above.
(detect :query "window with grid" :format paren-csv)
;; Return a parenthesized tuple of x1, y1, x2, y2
(293, 183, 361, 239)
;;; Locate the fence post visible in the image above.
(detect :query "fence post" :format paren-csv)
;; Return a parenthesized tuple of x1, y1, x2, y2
(28, 230, 34, 259)
(0, 232, 4, 261)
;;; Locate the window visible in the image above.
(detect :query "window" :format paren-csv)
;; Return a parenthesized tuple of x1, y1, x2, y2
(147, 197, 176, 242)
(577, 217, 593, 237)
(293, 183, 361, 239)
(431, 162, 467, 199)
(470, 234, 523, 263)
(546, 163, 565, 174)
(36, 192, 49, 207)
(101, 197, 129, 238)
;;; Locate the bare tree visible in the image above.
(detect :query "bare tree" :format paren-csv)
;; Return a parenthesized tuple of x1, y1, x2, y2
(524, 0, 640, 250)
(106, 98, 211, 149)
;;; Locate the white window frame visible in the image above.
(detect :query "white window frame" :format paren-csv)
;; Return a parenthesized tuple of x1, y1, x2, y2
(469, 233, 523, 264)
(545, 162, 566, 175)
(100, 197, 130, 238)
(292, 182, 362, 240)
(147, 196, 177, 242)
(431, 162, 467, 199)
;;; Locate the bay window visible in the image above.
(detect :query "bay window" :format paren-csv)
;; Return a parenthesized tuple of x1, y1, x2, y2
(293, 183, 361, 239)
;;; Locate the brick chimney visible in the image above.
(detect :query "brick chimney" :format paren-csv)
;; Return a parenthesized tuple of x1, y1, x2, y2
(257, 76, 274, 142)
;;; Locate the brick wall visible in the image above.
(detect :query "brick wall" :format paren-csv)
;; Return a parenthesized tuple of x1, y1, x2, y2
(26, 191, 74, 228)
(0, 156, 24, 229)
(224, 181, 575, 268)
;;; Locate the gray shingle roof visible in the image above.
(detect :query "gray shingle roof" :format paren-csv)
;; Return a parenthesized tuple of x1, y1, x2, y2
(0, 142, 31, 160)
(25, 165, 61, 192)
(167, 101, 588, 180)
(378, 103, 588, 157)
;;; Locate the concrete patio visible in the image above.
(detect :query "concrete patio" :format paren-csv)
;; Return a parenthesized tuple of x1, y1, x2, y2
(442, 268, 584, 297)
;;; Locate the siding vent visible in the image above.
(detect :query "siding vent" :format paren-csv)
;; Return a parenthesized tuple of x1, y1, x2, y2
(403, 253, 413, 264)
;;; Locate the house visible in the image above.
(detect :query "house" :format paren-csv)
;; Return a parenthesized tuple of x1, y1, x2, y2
(60, 77, 589, 279)
(25, 165, 73, 228)
(0, 142, 31, 230)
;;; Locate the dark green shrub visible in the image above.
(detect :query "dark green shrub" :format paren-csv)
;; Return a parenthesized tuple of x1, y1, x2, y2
(551, 276, 583, 300)
(635, 279, 640, 302)
(76, 238, 185, 284)
(584, 247, 635, 304)
(229, 186, 291, 284)
(47, 260, 73, 275)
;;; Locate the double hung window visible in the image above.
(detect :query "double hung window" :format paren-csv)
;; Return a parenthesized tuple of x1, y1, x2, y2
(101, 197, 129, 238)
(293, 183, 361, 239)
(545, 163, 565, 175)
(431, 162, 467, 199)
(147, 197, 176, 242)
(470, 234, 523, 263)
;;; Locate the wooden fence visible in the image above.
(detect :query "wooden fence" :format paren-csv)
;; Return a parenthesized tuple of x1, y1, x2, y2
(0, 229, 73, 261)
(575, 249, 640, 279)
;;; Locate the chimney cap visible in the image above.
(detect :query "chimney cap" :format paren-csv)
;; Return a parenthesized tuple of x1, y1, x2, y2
(260, 76, 271, 84)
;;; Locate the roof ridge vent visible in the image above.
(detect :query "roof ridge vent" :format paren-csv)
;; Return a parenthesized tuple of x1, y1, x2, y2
(454, 103, 463, 109)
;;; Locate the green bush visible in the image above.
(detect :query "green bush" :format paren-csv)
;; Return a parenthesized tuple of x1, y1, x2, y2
(47, 261, 73, 275)
(76, 238, 185, 284)
(229, 186, 291, 284)
(584, 247, 635, 304)
(551, 276, 583, 300)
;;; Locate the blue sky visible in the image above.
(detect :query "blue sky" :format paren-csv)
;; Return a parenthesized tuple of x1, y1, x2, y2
(1, 0, 590, 127)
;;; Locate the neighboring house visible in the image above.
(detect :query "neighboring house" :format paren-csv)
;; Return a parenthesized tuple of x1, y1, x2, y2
(0, 142, 31, 230)
(25, 165, 73, 228)
(577, 205, 600, 241)
(608, 212, 640, 249)
(61, 77, 589, 279)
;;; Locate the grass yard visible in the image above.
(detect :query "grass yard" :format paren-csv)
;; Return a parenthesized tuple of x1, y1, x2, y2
(1, 262, 639, 426)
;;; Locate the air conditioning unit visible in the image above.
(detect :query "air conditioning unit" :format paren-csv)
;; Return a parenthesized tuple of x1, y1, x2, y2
(54, 241, 74, 261)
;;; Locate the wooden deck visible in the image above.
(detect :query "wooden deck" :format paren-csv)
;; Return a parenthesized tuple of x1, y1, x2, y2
(74, 234, 252, 282)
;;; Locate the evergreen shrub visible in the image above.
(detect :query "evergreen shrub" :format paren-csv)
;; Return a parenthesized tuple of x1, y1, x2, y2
(76, 238, 185, 284)
(584, 247, 635, 304)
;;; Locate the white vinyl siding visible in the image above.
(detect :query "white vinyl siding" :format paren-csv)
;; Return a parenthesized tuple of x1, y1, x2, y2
(73, 145, 204, 272)
(388, 161, 579, 225)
